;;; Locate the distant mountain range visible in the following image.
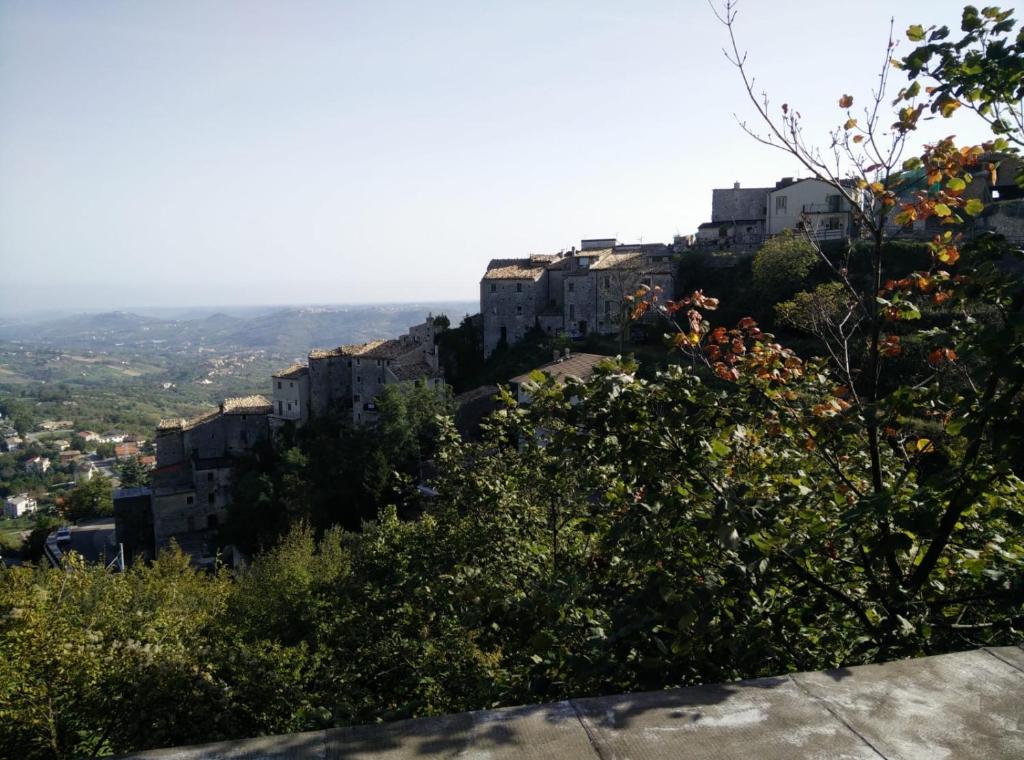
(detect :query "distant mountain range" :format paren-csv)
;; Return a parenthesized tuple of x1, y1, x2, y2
(0, 302, 477, 358)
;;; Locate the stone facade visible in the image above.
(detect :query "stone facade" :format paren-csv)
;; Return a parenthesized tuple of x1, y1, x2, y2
(306, 316, 444, 426)
(131, 316, 446, 566)
(481, 241, 677, 356)
(150, 396, 271, 565)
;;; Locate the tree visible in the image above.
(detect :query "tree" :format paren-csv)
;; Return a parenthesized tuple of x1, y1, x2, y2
(902, 6, 1024, 157)
(116, 456, 149, 488)
(626, 2, 1024, 655)
(65, 475, 113, 522)
(751, 230, 820, 305)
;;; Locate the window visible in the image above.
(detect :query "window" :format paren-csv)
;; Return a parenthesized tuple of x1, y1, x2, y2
(354, 394, 360, 402)
(569, 304, 575, 319)
(516, 282, 522, 293)
(775, 195, 787, 212)
(516, 305, 523, 315)
(287, 402, 292, 411)
(186, 496, 194, 505)
(604, 276, 610, 289)
(357, 375, 362, 383)
(208, 494, 215, 505)
(207, 515, 219, 529)
(827, 194, 842, 212)
(568, 282, 575, 293)
(289, 382, 293, 388)
(277, 381, 281, 389)
(490, 283, 496, 293)
(207, 472, 214, 482)
(377, 359, 381, 366)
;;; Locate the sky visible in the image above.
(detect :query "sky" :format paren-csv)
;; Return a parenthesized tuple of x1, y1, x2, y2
(0, 1, 993, 314)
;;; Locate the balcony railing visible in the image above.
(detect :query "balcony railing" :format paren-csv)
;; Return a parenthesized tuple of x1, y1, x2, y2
(802, 203, 846, 213)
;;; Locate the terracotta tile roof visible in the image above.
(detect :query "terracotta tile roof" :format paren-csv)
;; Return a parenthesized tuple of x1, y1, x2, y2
(509, 353, 610, 385)
(157, 407, 221, 432)
(356, 339, 408, 360)
(222, 395, 272, 414)
(272, 363, 308, 379)
(310, 339, 413, 361)
(308, 347, 347, 359)
(482, 258, 550, 281)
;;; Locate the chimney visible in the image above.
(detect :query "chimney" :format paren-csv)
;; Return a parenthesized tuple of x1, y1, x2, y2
(733, 182, 740, 189)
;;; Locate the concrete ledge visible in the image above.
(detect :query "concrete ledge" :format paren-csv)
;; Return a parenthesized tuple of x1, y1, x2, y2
(121, 646, 1024, 760)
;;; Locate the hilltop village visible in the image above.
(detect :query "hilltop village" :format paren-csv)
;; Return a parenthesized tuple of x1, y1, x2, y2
(13, 160, 1024, 569)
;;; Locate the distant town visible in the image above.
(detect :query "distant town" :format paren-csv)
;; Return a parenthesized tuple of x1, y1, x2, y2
(4, 158, 1022, 570)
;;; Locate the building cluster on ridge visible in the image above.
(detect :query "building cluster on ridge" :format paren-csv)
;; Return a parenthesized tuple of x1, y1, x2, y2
(118, 317, 444, 567)
(105, 161, 1024, 568)
(481, 239, 677, 358)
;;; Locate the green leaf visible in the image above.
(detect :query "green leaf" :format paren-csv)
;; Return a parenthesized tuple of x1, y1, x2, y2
(964, 198, 984, 216)
(933, 203, 952, 217)
(945, 177, 966, 192)
(907, 24, 926, 41)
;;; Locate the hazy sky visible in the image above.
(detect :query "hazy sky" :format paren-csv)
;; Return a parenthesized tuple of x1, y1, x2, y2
(0, 1, 992, 314)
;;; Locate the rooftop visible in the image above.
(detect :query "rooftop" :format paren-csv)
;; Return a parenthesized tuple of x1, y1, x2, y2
(221, 395, 272, 414)
(390, 361, 443, 382)
(310, 339, 415, 362)
(272, 363, 308, 379)
(510, 352, 610, 385)
(482, 258, 550, 281)
(119, 646, 1024, 759)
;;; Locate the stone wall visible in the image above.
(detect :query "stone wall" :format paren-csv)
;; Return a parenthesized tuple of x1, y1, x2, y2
(481, 274, 547, 358)
(308, 354, 352, 416)
(711, 185, 770, 223)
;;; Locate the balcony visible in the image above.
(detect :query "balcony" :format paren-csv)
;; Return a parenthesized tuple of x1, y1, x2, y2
(802, 203, 846, 213)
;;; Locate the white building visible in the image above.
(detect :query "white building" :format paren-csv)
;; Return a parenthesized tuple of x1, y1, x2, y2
(269, 364, 310, 431)
(766, 178, 863, 239)
(4, 494, 37, 519)
(25, 456, 51, 474)
(75, 460, 96, 484)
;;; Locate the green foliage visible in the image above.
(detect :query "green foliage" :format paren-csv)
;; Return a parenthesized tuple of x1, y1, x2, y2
(2, 8, 1023, 758)
(226, 382, 452, 554)
(902, 6, 1023, 154)
(752, 231, 821, 305)
(65, 476, 113, 522)
(116, 457, 149, 488)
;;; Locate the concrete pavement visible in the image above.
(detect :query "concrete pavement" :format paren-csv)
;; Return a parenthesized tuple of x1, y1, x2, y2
(120, 646, 1024, 759)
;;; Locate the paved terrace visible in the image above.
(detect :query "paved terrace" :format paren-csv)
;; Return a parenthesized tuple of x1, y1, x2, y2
(123, 646, 1024, 759)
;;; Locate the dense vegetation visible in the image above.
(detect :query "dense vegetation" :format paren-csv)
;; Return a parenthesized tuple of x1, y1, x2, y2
(2, 6, 1023, 758)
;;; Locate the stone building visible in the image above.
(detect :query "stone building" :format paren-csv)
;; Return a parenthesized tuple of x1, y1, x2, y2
(885, 154, 1024, 241)
(696, 181, 772, 249)
(150, 395, 271, 566)
(269, 364, 310, 431)
(127, 316, 445, 566)
(481, 240, 677, 357)
(304, 316, 444, 426)
(695, 177, 864, 250)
